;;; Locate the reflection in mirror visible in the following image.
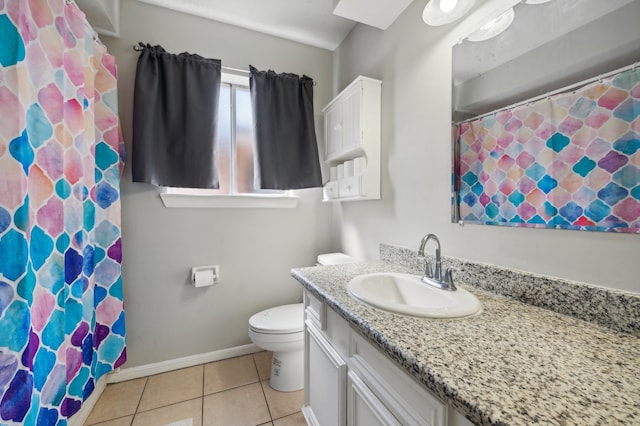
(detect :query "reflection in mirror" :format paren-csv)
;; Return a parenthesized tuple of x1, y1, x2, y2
(452, 0, 640, 122)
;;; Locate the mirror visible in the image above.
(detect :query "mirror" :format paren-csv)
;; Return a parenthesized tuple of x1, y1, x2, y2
(452, 0, 640, 122)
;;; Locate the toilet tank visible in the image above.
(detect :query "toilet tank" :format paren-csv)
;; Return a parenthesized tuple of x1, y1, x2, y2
(316, 252, 357, 266)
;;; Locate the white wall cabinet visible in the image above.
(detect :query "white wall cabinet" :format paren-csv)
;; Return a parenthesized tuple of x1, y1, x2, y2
(322, 76, 381, 202)
(302, 290, 475, 426)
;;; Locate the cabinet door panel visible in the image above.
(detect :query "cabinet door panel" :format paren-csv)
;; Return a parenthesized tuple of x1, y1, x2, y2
(341, 84, 362, 153)
(347, 371, 400, 426)
(325, 102, 342, 161)
(305, 321, 347, 426)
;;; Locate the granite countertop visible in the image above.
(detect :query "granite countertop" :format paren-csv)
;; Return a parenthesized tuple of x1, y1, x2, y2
(291, 261, 640, 426)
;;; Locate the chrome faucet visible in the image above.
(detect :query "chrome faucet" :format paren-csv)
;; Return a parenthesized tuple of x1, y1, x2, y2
(418, 234, 442, 281)
(418, 233, 457, 291)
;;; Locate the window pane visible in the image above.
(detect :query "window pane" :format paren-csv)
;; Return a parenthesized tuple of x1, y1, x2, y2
(216, 83, 232, 194)
(235, 86, 256, 193)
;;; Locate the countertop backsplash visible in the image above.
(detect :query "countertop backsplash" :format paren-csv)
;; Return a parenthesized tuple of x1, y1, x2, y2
(380, 243, 640, 337)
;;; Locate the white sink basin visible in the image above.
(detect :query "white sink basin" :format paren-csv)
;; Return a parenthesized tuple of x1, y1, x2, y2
(347, 273, 482, 318)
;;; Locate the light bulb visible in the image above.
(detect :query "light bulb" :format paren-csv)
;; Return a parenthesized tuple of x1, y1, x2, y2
(439, 0, 458, 13)
(423, 0, 475, 26)
(479, 17, 498, 31)
(467, 7, 515, 42)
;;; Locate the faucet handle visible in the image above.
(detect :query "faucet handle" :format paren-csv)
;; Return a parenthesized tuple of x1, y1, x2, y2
(443, 267, 459, 291)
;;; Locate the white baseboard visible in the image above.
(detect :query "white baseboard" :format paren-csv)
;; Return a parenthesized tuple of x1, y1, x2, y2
(68, 343, 261, 424)
(107, 343, 262, 383)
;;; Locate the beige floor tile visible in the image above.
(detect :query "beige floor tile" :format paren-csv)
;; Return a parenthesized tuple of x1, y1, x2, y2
(85, 378, 146, 425)
(202, 383, 270, 426)
(273, 412, 306, 426)
(132, 398, 202, 426)
(86, 416, 134, 426)
(203, 354, 259, 395)
(137, 366, 203, 412)
(261, 380, 304, 420)
(253, 351, 273, 381)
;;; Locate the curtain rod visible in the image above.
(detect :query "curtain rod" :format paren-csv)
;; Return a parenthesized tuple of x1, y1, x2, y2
(132, 44, 249, 75)
(454, 61, 639, 125)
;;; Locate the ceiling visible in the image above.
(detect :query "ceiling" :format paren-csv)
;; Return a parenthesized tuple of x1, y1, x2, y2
(135, 0, 357, 50)
(80, 0, 415, 50)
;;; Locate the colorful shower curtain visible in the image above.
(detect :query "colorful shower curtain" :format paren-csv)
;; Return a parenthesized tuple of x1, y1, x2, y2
(454, 67, 640, 233)
(0, 1, 126, 423)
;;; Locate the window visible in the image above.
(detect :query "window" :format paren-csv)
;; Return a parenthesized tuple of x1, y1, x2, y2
(161, 73, 297, 208)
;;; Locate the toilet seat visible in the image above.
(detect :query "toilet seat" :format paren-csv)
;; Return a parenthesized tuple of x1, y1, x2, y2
(246, 253, 356, 392)
(249, 303, 303, 335)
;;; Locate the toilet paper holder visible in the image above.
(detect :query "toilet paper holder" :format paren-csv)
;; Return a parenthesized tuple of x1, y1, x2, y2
(191, 265, 220, 287)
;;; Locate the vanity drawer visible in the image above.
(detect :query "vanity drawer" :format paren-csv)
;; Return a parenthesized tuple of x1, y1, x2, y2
(323, 181, 340, 200)
(349, 331, 447, 426)
(304, 291, 325, 330)
(325, 305, 349, 360)
(339, 176, 361, 198)
(304, 291, 350, 360)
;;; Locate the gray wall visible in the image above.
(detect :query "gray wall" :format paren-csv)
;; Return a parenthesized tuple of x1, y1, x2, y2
(104, 1, 333, 368)
(332, 0, 640, 292)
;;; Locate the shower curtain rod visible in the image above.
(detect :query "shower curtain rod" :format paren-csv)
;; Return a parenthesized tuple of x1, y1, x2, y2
(132, 44, 249, 75)
(454, 61, 639, 125)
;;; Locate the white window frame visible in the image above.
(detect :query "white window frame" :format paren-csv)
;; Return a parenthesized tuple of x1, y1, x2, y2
(159, 72, 298, 209)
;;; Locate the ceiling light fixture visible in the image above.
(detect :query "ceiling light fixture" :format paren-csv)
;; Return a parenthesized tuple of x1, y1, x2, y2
(467, 7, 515, 42)
(525, 0, 553, 4)
(422, 0, 475, 26)
(439, 0, 458, 13)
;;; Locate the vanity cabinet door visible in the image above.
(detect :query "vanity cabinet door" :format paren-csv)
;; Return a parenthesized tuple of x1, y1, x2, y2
(347, 371, 401, 426)
(303, 321, 347, 426)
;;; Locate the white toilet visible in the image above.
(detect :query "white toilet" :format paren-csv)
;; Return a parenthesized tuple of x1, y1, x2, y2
(248, 253, 356, 392)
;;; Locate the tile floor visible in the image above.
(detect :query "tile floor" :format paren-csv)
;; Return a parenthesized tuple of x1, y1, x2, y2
(84, 352, 306, 426)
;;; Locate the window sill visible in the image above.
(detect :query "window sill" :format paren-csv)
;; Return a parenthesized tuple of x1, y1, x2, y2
(159, 193, 299, 209)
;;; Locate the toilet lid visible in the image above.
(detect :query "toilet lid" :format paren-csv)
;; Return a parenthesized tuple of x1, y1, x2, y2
(249, 303, 304, 334)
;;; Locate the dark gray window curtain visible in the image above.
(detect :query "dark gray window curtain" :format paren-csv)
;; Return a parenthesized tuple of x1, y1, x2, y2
(132, 43, 222, 188)
(249, 66, 322, 190)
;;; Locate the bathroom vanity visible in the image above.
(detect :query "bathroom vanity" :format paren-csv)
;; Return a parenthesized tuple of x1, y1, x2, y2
(292, 257, 640, 425)
(302, 288, 465, 426)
